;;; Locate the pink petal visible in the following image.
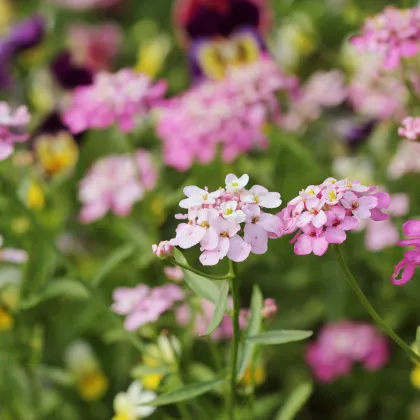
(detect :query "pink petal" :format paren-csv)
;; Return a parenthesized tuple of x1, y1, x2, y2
(200, 228, 219, 251)
(176, 225, 206, 249)
(294, 234, 312, 255)
(259, 213, 282, 235)
(392, 260, 416, 286)
(339, 216, 359, 231)
(325, 227, 347, 244)
(375, 192, 391, 210)
(227, 235, 252, 262)
(312, 211, 327, 228)
(403, 220, 420, 237)
(297, 212, 313, 228)
(370, 208, 389, 222)
(199, 236, 230, 266)
(312, 236, 329, 256)
(244, 223, 268, 254)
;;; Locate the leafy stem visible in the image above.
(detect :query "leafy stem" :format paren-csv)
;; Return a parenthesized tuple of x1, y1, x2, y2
(334, 245, 420, 364)
(169, 259, 234, 281)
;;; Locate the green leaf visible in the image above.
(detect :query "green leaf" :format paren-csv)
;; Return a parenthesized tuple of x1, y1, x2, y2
(103, 329, 145, 352)
(173, 249, 220, 304)
(144, 379, 225, 406)
(246, 330, 313, 346)
(276, 382, 313, 420)
(201, 281, 229, 337)
(91, 244, 135, 287)
(38, 366, 75, 387)
(237, 285, 263, 378)
(416, 326, 420, 355)
(131, 365, 170, 377)
(19, 279, 90, 310)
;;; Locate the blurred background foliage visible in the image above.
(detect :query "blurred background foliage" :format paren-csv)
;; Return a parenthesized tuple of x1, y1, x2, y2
(1, 0, 420, 419)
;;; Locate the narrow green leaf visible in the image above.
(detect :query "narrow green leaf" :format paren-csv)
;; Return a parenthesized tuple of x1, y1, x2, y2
(91, 244, 135, 287)
(103, 329, 145, 352)
(19, 279, 90, 310)
(276, 382, 313, 420)
(416, 326, 420, 355)
(202, 281, 229, 337)
(144, 379, 225, 406)
(38, 366, 75, 386)
(246, 330, 313, 345)
(237, 285, 263, 378)
(173, 249, 220, 304)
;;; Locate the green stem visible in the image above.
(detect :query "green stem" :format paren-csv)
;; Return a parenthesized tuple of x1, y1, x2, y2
(171, 260, 234, 281)
(227, 263, 240, 420)
(334, 245, 420, 364)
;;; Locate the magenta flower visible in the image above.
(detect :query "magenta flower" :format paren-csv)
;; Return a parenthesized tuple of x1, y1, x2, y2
(305, 321, 389, 383)
(398, 116, 420, 141)
(112, 284, 184, 331)
(165, 174, 282, 266)
(278, 177, 390, 256)
(0, 102, 31, 161)
(164, 266, 184, 282)
(78, 150, 157, 223)
(156, 58, 297, 171)
(351, 6, 420, 69)
(62, 69, 166, 134)
(392, 220, 420, 285)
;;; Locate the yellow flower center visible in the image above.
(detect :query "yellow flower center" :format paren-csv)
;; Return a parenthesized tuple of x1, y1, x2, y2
(231, 182, 238, 187)
(200, 221, 210, 228)
(225, 208, 233, 215)
(202, 193, 209, 200)
(77, 370, 108, 401)
(329, 191, 337, 201)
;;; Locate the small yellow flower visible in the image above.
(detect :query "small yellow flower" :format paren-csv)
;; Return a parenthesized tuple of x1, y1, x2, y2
(0, 307, 13, 331)
(142, 355, 163, 391)
(135, 36, 170, 78)
(26, 181, 45, 211)
(239, 364, 266, 387)
(77, 370, 109, 401)
(35, 132, 79, 176)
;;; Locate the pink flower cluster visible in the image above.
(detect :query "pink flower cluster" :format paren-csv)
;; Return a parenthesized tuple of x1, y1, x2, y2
(278, 178, 391, 256)
(392, 220, 420, 285)
(78, 149, 157, 224)
(352, 6, 420, 69)
(67, 23, 122, 73)
(398, 116, 420, 141)
(0, 102, 31, 161)
(176, 297, 248, 341)
(112, 284, 184, 331)
(168, 174, 282, 266)
(306, 321, 389, 383)
(156, 58, 297, 171)
(283, 70, 347, 132)
(63, 69, 166, 134)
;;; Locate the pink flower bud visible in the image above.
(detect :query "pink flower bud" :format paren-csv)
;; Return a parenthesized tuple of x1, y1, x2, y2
(152, 241, 174, 259)
(261, 298, 278, 319)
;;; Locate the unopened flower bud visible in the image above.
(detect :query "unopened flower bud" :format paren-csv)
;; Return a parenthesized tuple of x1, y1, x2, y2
(152, 241, 174, 259)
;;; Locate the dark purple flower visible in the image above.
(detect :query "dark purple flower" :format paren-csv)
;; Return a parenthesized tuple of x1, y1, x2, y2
(0, 41, 14, 89)
(50, 51, 93, 90)
(7, 14, 46, 52)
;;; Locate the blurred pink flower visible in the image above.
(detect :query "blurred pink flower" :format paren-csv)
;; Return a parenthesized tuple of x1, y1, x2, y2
(306, 321, 389, 383)
(157, 58, 297, 171)
(261, 298, 277, 319)
(176, 297, 248, 341)
(78, 150, 157, 223)
(352, 6, 420, 69)
(164, 266, 184, 282)
(0, 102, 30, 161)
(388, 140, 420, 179)
(0, 248, 28, 263)
(67, 23, 122, 72)
(63, 69, 166, 133)
(278, 178, 390, 256)
(283, 70, 347, 131)
(399, 116, 420, 141)
(392, 220, 420, 285)
(112, 284, 184, 331)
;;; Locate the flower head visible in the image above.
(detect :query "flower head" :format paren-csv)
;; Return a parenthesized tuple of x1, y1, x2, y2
(0, 102, 30, 161)
(63, 69, 166, 134)
(306, 321, 389, 382)
(399, 116, 420, 141)
(279, 177, 390, 256)
(157, 58, 297, 171)
(352, 6, 420, 69)
(78, 150, 157, 223)
(112, 284, 184, 331)
(112, 381, 156, 420)
(167, 174, 282, 265)
(392, 220, 420, 285)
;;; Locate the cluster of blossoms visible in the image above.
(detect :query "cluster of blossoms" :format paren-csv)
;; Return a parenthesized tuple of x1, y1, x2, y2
(176, 297, 248, 341)
(165, 174, 282, 265)
(388, 140, 420, 179)
(392, 220, 420, 285)
(112, 284, 184, 331)
(0, 102, 31, 161)
(78, 149, 157, 223)
(282, 70, 347, 132)
(351, 6, 420, 69)
(278, 178, 391, 256)
(156, 58, 297, 171)
(306, 321, 389, 383)
(63, 69, 166, 134)
(398, 116, 420, 141)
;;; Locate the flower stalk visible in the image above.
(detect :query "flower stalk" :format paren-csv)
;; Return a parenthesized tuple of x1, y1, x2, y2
(334, 245, 420, 364)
